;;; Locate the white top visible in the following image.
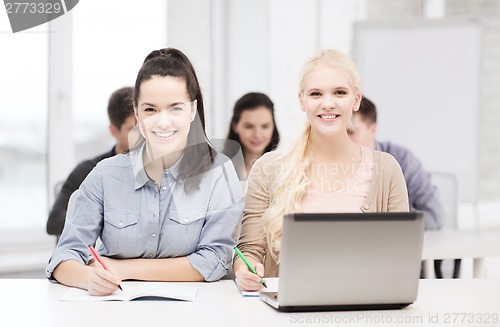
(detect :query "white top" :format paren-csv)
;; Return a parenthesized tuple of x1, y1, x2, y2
(422, 228, 500, 259)
(1, 279, 499, 327)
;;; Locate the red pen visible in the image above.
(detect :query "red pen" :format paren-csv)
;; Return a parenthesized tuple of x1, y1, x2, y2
(88, 245, 123, 291)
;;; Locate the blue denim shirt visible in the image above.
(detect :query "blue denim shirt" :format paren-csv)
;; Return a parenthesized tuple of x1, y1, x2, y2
(46, 145, 244, 281)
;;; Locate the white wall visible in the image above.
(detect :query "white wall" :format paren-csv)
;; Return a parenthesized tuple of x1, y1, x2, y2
(219, 0, 366, 148)
(366, 0, 500, 201)
(353, 19, 481, 203)
(227, 0, 270, 121)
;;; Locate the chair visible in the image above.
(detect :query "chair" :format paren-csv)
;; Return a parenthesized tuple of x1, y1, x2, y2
(66, 189, 80, 222)
(430, 172, 461, 278)
(54, 189, 80, 244)
(53, 180, 64, 198)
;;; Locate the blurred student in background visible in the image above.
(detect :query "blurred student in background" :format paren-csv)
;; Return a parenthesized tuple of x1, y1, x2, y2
(223, 92, 280, 180)
(46, 87, 136, 238)
(348, 96, 444, 230)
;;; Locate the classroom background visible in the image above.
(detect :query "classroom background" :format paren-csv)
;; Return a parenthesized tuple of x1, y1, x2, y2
(1, 0, 499, 277)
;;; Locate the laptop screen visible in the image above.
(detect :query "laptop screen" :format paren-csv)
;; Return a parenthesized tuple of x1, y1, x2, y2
(277, 212, 425, 307)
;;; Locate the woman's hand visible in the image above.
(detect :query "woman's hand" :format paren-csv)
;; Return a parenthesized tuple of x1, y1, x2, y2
(85, 265, 122, 296)
(235, 262, 265, 291)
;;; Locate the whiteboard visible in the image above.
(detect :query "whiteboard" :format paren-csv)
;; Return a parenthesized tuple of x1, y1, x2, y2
(352, 19, 482, 203)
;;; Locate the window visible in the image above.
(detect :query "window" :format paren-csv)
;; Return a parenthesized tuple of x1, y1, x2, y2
(0, 1, 167, 273)
(0, 17, 48, 229)
(72, 0, 167, 161)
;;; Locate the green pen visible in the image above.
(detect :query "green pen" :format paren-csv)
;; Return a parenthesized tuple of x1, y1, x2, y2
(234, 247, 267, 288)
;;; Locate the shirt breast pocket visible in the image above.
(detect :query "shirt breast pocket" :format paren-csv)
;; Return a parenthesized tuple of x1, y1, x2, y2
(167, 208, 206, 253)
(102, 211, 140, 256)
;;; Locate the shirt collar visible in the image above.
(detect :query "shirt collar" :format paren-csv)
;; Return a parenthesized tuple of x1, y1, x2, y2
(131, 143, 183, 190)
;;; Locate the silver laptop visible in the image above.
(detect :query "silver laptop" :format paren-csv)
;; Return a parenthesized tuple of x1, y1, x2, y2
(260, 212, 425, 312)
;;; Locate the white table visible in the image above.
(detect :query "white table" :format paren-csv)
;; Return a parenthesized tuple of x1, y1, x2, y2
(422, 229, 500, 278)
(1, 279, 500, 327)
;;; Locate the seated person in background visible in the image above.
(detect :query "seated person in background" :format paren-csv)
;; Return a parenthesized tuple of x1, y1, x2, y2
(348, 96, 444, 230)
(46, 48, 244, 295)
(234, 49, 408, 291)
(46, 87, 136, 237)
(223, 92, 280, 180)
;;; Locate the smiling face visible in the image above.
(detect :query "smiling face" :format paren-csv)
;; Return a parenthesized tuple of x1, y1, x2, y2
(135, 75, 196, 160)
(299, 65, 361, 137)
(233, 106, 274, 156)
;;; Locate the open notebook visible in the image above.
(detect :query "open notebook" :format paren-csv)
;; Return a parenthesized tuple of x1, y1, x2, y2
(61, 282, 197, 302)
(235, 277, 279, 297)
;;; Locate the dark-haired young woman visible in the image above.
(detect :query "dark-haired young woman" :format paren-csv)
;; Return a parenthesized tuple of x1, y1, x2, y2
(47, 48, 244, 295)
(223, 92, 280, 180)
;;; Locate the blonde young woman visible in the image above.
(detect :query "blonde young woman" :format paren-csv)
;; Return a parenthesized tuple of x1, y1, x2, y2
(233, 49, 409, 291)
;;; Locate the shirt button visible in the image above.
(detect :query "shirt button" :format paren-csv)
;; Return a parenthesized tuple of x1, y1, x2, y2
(184, 218, 189, 223)
(162, 186, 167, 191)
(152, 233, 157, 238)
(363, 204, 369, 210)
(148, 254, 153, 258)
(118, 222, 123, 227)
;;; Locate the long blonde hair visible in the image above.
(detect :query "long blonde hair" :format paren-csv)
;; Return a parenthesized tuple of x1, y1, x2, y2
(262, 49, 361, 261)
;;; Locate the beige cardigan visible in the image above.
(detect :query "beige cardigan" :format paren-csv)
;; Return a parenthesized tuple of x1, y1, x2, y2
(235, 149, 409, 277)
